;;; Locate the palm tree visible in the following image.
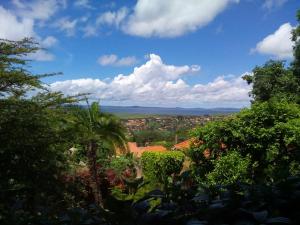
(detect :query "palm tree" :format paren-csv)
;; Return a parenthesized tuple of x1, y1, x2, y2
(74, 101, 127, 207)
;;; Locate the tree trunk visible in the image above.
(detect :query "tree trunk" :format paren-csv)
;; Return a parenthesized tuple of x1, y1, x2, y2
(87, 140, 103, 207)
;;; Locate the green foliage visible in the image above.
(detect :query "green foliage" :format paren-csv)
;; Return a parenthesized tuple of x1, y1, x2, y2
(0, 38, 81, 223)
(0, 38, 57, 97)
(121, 176, 300, 225)
(292, 10, 300, 76)
(133, 129, 174, 146)
(190, 101, 300, 184)
(131, 118, 190, 146)
(244, 10, 300, 105)
(72, 102, 127, 150)
(71, 101, 127, 207)
(243, 61, 300, 103)
(109, 154, 136, 177)
(141, 151, 185, 187)
(206, 151, 252, 186)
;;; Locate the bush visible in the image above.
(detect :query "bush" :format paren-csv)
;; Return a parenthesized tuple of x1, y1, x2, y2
(206, 151, 252, 186)
(190, 101, 300, 184)
(141, 151, 185, 188)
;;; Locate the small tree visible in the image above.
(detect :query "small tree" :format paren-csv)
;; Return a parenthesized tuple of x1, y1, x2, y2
(206, 151, 252, 186)
(141, 151, 185, 190)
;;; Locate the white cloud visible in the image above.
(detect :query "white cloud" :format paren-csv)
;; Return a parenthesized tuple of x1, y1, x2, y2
(262, 0, 288, 10)
(41, 36, 58, 47)
(122, 0, 239, 38)
(98, 54, 138, 66)
(50, 54, 250, 107)
(74, 0, 94, 9)
(82, 25, 98, 37)
(23, 36, 57, 62)
(27, 50, 55, 61)
(252, 23, 294, 59)
(13, 0, 66, 21)
(11, 0, 26, 9)
(53, 15, 93, 37)
(96, 7, 128, 27)
(0, 6, 35, 40)
(53, 17, 78, 36)
(0, 2, 62, 62)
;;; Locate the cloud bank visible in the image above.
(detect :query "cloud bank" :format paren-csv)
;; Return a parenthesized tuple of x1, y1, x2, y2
(50, 54, 250, 107)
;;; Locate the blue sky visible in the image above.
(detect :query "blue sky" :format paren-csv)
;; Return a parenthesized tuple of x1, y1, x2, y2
(0, 0, 299, 107)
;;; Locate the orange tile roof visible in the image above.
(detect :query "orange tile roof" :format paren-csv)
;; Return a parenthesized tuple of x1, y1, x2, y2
(173, 139, 193, 150)
(127, 142, 167, 157)
(140, 145, 167, 152)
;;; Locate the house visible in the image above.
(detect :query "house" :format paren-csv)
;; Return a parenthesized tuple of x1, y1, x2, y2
(173, 139, 193, 151)
(127, 142, 167, 157)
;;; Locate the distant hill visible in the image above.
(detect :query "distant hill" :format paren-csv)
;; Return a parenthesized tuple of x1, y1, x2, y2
(100, 105, 240, 116)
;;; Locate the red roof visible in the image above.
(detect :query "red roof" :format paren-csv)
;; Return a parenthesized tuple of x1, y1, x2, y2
(127, 142, 167, 157)
(173, 139, 193, 150)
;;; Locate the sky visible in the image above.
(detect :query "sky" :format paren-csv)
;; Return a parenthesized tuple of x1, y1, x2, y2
(0, 0, 299, 108)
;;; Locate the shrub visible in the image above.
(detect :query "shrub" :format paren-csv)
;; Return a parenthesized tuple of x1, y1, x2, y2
(190, 101, 300, 184)
(206, 151, 252, 186)
(141, 151, 185, 188)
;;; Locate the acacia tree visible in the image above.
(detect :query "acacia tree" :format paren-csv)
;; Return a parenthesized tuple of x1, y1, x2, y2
(0, 38, 78, 222)
(0, 38, 41, 96)
(74, 101, 127, 207)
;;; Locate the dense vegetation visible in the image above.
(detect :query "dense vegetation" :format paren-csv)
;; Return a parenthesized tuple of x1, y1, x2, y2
(1, 10, 300, 225)
(130, 119, 190, 148)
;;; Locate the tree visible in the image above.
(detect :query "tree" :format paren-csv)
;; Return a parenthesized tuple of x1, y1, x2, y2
(243, 10, 300, 104)
(0, 38, 78, 223)
(0, 38, 57, 97)
(190, 101, 300, 184)
(73, 101, 127, 207)
(141, 151, 185, 190)
(243, 61, 300, 103)
(292, 10, 300, 77)
(206, 151, 252, 186)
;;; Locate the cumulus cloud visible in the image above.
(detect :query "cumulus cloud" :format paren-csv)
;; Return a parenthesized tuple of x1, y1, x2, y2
(50, 54, 250, 107)
(122, 0, 239, 37)
(262, 0, 288, 10)
(251, 23, 294, 59)
(98, 54, 138, 66)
